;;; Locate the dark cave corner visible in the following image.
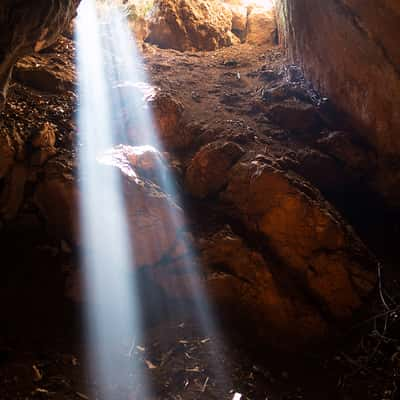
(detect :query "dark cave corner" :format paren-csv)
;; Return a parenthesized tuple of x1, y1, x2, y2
(0, 0, 399, 399)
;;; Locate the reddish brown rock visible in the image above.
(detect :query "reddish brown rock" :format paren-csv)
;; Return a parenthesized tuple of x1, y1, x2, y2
(289, 148, 350, 193)
(276, 0, 400, 204)
(246, 6, 276, 46)
(0, 163, 28, 220)
(0, 0, 80, 108)
(0, 126, 15, 179)
(149, 92, 190, 150)
(110, 144, 165, 179)
(34, 146, 185, 267)
(145, 0, 238, 51)
(221, 158, 376, 319)
(30, 122, 58, 166)
(266, 100, 320, 133)
(14, 54, 75, 93)
(185, 140, 245, 198)
(32, 122, 57, 149)
(225, 3, 247, 40)
(202, 229, 328, 345)
(33, 155, 78, 240)
(151, 227, 328, 347)
(316, 130, 376, 173)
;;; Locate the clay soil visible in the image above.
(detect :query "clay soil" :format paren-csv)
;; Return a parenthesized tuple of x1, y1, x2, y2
(0, 35, 399, 400)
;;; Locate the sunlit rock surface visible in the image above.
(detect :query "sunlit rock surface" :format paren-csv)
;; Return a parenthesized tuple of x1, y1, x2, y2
(0, 0, 80, 108)
(246, 6, 276, 46)
(34, 146, 185, 267)
(224, 3, 247, 40)
(149, 91, 189, 149)
(275, 0, 400, 204)
(145, 0, 239, 51)
(221, 157, 376, 320)
(14, 54, 75, 94)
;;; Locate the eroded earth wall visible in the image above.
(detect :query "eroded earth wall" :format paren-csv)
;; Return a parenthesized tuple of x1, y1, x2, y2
(275, 0, 400, 204)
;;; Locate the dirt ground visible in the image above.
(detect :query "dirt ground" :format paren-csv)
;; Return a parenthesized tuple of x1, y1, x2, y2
(0, 33, 400, 400)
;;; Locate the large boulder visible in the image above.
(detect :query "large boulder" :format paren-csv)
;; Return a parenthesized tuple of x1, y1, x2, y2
(151, 227, 329, 346)
(34, 145, 185, 267)
(185, 140, 245, 198)
(221, 157, 376, 320)
(202, 229, 328, 345)
(145, 0, 238, 51)
(149, 92, 190, 150)
(0, 0, 80, 108)
(14, 54, 75, 93)
(316, 130, 376, 174)
(266, 100, 320, 134)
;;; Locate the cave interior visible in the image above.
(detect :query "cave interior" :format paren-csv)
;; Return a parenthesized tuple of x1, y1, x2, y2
(0, 0, 400, 399)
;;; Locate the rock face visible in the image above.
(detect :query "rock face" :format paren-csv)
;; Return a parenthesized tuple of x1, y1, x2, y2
(275, 0, 400, 204)
(149, 92, 188, 150)
(0, 0, 80, 108)
(145, 0, 238, 51)
(202, 229, 328, 345)
(154, 151, 377, 345)
(34, 146, 185, 267)
(185, 140, 244, 198)
(225, 4, 247, 40)
(0, 125, 15, 179)
(221, 157, 376, 320)
(246, 6, 276, 46)
(14, 55, 75, 94)
(266, 100, 319, 134)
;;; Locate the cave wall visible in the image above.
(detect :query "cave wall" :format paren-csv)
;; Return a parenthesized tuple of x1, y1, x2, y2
(275, 0, 400, 204)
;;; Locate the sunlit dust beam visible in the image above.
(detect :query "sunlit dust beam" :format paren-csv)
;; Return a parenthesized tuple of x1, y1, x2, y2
(75, 0, 148, 397)
(102, 3, 232, 388)
(100, 7, 159, 147)
(77, 0, 233, 396)
(102, 3, 218, 323)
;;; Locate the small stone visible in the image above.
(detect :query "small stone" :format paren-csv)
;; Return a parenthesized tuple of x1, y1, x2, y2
(31, 146, 57, 166)
(267, 100, 320, 133)
(259, 69, 280, 82)
(32, 122, 57, 149)
(185, 140, 244, 198)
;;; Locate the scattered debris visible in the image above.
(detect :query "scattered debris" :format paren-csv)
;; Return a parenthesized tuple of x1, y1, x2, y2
(32, 365, 43, 382)
(75, 392, 89, 400)
(201, 376, 209, 392)
(144, 359, 158, 369)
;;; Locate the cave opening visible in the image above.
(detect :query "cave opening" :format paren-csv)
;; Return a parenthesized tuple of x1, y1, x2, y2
(0, 0, 399, 399)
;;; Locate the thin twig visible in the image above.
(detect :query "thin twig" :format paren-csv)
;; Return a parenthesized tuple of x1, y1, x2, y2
(378, 262, 391, 311)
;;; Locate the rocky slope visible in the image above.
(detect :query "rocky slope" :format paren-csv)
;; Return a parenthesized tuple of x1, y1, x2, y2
(0, 24, 380, 349)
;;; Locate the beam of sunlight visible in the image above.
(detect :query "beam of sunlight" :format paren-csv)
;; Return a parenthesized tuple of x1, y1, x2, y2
(103, 0, 226, 349)
(76, 0, 233, 396)
(75, 0, 147, 397)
